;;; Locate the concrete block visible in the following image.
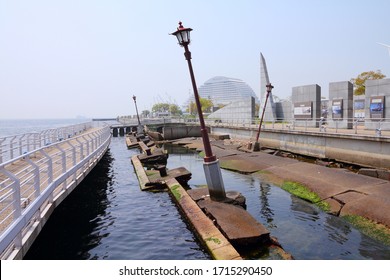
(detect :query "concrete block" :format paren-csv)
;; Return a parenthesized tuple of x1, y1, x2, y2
(357, 168, 378, 178)
(377, 169, 390, 181)
(198, 199, 270, 247)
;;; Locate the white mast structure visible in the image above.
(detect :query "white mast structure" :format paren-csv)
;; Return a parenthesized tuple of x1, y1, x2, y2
(377, 42, 390, 56)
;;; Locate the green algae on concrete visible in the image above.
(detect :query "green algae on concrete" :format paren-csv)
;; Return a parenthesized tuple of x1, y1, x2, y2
(205, 237, 222, 245)
(219, 158, 258, 174)
(170, 184, 183, 201)
(145, 170, 156, 176)
(219, 159, 238, 171)
(165, 178, 242, 260)
(343, 215, 390, 245)
(281, 181, 330, 212)
(131, 155, 150, 190)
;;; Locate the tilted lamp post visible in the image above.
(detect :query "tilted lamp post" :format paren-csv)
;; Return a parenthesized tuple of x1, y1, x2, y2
(253, 83, 274, 151)
(171, 21, 226, 201)
(132, 95, 143, 134)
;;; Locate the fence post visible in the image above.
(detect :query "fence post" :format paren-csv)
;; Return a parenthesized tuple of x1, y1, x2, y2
(76, 138, 84, 160)
(0, 167, 21, 220)
(0, 138, 5, 164)
(25, 155, 41, 198)
(10, 136, 16, 160)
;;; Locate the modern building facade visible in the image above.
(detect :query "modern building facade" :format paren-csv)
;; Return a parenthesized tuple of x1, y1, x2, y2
(186, 76, 259, 109)
(260, 52, 277, 122)
(207, 97, 256, 124)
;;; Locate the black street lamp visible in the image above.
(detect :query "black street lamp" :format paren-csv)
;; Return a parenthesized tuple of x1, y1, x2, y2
(171, 21, 226, 201)
(132, 95, 142, 133)
(253, 83, 274, 151)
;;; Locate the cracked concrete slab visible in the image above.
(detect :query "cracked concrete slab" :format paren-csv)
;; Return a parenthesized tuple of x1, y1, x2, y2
(180, 137, 390, 229)
(211, 146, 241, 158)
(333, 191, 368, 205)
(198, 199, 270, 247)
(341, 195, 390, 226)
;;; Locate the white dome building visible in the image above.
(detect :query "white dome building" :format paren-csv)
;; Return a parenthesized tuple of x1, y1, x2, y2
(196, 76, 259, 107)
(184, 76, 259, 124)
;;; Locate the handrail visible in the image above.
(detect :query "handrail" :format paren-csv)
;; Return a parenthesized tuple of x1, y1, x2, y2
(0, 125, 111, 259)
(0, 122, 92, 164)
(117, 116, 390, 137)
(192, 117, 390, 137)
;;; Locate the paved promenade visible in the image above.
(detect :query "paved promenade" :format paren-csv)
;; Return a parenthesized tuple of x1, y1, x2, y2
(173, 136, 390, 233)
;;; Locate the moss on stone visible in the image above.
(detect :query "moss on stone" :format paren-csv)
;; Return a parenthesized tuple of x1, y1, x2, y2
(219, 160, 253, 174)
(145, 170, 155, 176)
(343, 215, 390, 245)
(170, 184, 182, 201)
(255, 170, 272, 175)
(205, 237, 222, 245)
(219, 160, 237, 171)
(281, 181, 330, 212)
(194, 184, 208, 189)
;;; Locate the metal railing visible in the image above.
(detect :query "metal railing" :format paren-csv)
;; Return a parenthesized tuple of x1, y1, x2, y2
(203, 117, 390, 138)
(0, 122, 92, 164)
(115, 113, 390, 140)
(118, 116, 390, 137)
(0, 125, 111, 259)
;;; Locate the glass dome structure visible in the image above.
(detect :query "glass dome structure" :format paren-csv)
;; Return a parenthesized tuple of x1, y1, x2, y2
(186, 76, 259, 108)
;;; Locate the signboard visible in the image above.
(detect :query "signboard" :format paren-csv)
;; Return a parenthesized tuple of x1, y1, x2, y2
(370, 96, 385, 120)
(332, 99, 343, 119)
(294, 101, 312, 119)
(354, 99, 365, 119)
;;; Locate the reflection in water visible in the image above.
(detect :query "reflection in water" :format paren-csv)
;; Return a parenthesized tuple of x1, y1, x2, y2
(166, 144, 390, 259)
(25, 149, 115, 259)
(259, 183, 276, 229)
(25, 138, 209, 260)
(290, 195, 320, 223)
(253, 185, 390, 260)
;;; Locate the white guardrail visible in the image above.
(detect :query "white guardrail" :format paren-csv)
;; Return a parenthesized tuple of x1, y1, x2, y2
(0, 122, 92, 164)
(0, 125, 111, 259)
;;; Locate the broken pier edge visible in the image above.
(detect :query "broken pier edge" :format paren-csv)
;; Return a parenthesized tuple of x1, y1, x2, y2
(131, 156, 292, 259)
(130, 131, 292, 259)
(166, 178, 242, 260)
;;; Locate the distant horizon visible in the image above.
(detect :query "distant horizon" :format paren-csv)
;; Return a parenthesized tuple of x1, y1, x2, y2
(0, 116, 91, 120)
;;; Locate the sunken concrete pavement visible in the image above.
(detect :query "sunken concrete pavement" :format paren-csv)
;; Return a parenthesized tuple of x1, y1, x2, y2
(172, 137, 390, 230)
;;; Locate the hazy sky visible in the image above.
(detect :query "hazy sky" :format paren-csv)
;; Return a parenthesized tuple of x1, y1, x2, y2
(1, 0, 389, 119)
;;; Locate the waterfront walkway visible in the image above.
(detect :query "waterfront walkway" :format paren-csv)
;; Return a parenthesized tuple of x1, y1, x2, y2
(211, 120, 390, 137)
(0, 125, 111, 259)
(172, 136, 390, 234)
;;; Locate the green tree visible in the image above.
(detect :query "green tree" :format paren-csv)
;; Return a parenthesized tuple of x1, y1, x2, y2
(141, 110, 150, 117)
(187, 98, 214, 115)
(350, 70, 386, 95)
(200, 98, 213, 113)
(152, 103, 170, 113)
(187, 101, 196, 115)
(152, 102, 182, 116)
(168, 104, 182, 116)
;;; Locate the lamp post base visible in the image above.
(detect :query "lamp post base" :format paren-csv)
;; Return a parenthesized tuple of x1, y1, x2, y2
(225, 190, 246, 208)
(203, 159, 226, 201)
(253, 141, 261, 151)
(137, 125, 143, 135)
